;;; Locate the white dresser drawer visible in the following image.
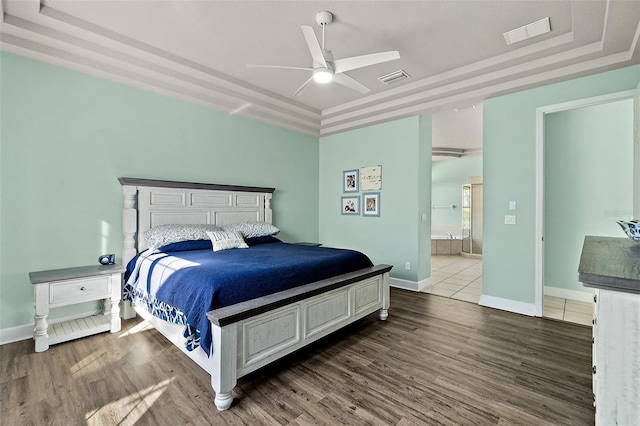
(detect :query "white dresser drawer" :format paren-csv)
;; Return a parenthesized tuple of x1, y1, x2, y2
(50, 276, 111, 306)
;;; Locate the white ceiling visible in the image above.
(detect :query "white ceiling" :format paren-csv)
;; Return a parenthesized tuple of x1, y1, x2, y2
(432, 103, 483, 158)
(1, 0, 638, 138)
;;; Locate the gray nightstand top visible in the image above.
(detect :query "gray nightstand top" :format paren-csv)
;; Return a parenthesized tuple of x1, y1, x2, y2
(29, 264, 126, 284)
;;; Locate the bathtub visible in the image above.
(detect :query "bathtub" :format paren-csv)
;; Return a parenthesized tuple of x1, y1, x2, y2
(431, 235, 463, 255)
(431, 234, 462, 240)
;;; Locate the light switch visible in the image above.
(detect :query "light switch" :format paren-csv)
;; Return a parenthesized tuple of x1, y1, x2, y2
(509, 201, 517, 210)
(505, 215, 516, 225)
(421, 213, 428, 222)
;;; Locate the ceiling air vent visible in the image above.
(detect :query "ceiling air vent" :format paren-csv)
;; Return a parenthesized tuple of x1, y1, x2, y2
(378, 69, 410, 85)
(503, 17, 551, 45)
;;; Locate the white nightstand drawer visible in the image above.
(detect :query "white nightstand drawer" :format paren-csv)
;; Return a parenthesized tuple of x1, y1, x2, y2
(50, 276, 110, 305)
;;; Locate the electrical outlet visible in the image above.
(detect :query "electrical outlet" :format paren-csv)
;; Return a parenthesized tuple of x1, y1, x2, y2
(405, 262, 411, 270)
(505, 215, 517, 225)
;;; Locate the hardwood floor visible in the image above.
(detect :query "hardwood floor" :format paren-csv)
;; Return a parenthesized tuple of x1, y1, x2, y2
(1, 289, 594, 425)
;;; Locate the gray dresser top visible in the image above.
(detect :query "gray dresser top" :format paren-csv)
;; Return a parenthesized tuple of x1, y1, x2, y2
(578, 236, 640, 294)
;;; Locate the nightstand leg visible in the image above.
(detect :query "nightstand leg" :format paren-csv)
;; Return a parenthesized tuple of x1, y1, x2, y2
(104, 297, 121, 333)
(34, 313, 49, 352)
(33, 283, 50, 352)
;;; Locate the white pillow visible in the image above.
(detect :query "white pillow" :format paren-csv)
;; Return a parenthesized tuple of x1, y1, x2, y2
(207, 231, 249, 252)
(144, 224, 222, 249)
(222, 221, 280, 238)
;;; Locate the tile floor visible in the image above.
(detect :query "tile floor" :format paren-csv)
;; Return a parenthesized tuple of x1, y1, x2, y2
(426, 255, 593, 326)
(543, 295, 593, 326)
(426, 255, 483, 304)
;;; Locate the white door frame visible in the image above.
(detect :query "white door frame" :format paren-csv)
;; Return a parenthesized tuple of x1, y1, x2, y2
(534, 89, 635, 316)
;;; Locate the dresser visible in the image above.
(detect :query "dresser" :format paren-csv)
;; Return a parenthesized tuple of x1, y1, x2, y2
(578, 236, 640, 425)
(29, 264, 125, 352)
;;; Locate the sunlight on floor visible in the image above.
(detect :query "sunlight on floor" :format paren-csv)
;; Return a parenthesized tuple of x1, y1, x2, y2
(70, 351, 107, 378)
(118, 320, 155, 338)
(85, 377, 174, 425)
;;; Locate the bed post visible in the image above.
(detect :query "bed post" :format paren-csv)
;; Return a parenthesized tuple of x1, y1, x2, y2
(265, 193, 272, 223)
(210, 323, 238, 410)
(121, 184, 137, 320)
(379, 272, 390, 320)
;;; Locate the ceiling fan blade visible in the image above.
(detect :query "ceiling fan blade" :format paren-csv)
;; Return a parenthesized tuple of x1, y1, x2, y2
(333, 51, 400, 74)
(293, 76, 315, 96)
(246, 64, 313, 71)
(332, 73, 370, 93)
(301, 25, 327, 68)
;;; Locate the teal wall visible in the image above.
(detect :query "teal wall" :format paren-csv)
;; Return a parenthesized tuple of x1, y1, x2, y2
(2, 49, 638, 333)
(483, 64, 640, 305)
(318, 116, 432, 282)
(544, 99, 633, 293)
(431, 156, 483, 230)
(0, 52, 319, 329)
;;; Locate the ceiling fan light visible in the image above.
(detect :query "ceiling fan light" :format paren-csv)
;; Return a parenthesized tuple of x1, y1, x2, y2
(313, 68, 333, 84)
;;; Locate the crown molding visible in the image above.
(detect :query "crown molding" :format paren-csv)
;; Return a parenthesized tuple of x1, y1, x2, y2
(1, 1, 638, 137)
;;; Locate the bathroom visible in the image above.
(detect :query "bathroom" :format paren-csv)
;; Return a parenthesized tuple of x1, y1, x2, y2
(431, 104, 483, 258)
(431, 162, 482, 257)
(426, 105, 484, 304)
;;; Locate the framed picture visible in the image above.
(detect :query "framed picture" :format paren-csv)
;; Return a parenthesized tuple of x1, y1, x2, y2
(341, 196, 360, 215)
(362, 192, 380, 217)
(343, 169, 359, 193)
(360, 165, 382, 191)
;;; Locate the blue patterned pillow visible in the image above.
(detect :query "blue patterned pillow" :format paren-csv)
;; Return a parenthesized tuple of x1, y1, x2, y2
(144, 224, 222, 250)
(222, 221, 280, 238)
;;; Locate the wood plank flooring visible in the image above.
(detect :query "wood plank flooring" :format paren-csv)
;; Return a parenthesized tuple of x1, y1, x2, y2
(0, 289, 594, 425)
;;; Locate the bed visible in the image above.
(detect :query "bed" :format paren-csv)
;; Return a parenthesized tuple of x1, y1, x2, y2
(119, 177, 392, 410)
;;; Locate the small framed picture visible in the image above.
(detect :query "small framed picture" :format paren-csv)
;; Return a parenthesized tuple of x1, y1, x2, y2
(362, 192, 380, 217)
(343, 169, 359, 193)
(341, 196, 360, 215)
(360, 165, 382, 190)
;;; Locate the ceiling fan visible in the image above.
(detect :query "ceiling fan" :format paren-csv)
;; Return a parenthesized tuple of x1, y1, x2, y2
(247, 11, 400, 96)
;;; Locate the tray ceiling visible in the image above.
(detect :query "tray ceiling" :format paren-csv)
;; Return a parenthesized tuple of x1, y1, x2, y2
(1, 0, 638, 137)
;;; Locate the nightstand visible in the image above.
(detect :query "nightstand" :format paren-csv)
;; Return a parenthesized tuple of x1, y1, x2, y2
(29, 264, 125, 352)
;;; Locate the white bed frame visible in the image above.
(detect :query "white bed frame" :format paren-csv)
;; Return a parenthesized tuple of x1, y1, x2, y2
(119, 177, 391, 410)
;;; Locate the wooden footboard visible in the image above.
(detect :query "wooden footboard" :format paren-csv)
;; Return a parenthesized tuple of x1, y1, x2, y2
(128, 264, 391, 411)
(205, 264, 391, 410)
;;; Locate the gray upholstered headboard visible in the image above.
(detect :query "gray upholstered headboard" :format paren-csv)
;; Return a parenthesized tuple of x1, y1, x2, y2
(119, 177, 274, 264)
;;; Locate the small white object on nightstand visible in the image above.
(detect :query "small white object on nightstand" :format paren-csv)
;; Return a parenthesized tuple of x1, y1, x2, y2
(29, 264, 125, 352)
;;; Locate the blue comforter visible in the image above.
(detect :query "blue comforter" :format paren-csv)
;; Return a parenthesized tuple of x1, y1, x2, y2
(124, 239, 373, 356)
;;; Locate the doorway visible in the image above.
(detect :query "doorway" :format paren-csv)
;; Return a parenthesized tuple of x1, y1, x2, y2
(430, 104, 483, 303)
(535, 90, 636, 318)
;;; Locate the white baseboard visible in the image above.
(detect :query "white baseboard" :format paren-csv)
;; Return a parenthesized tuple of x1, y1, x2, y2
(479, 295, 537, 316)
(0, 323, 33, 345)
(0, 309, 102, 346)
(390, 277, 432, 292)
(544, 286, 594, 303)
